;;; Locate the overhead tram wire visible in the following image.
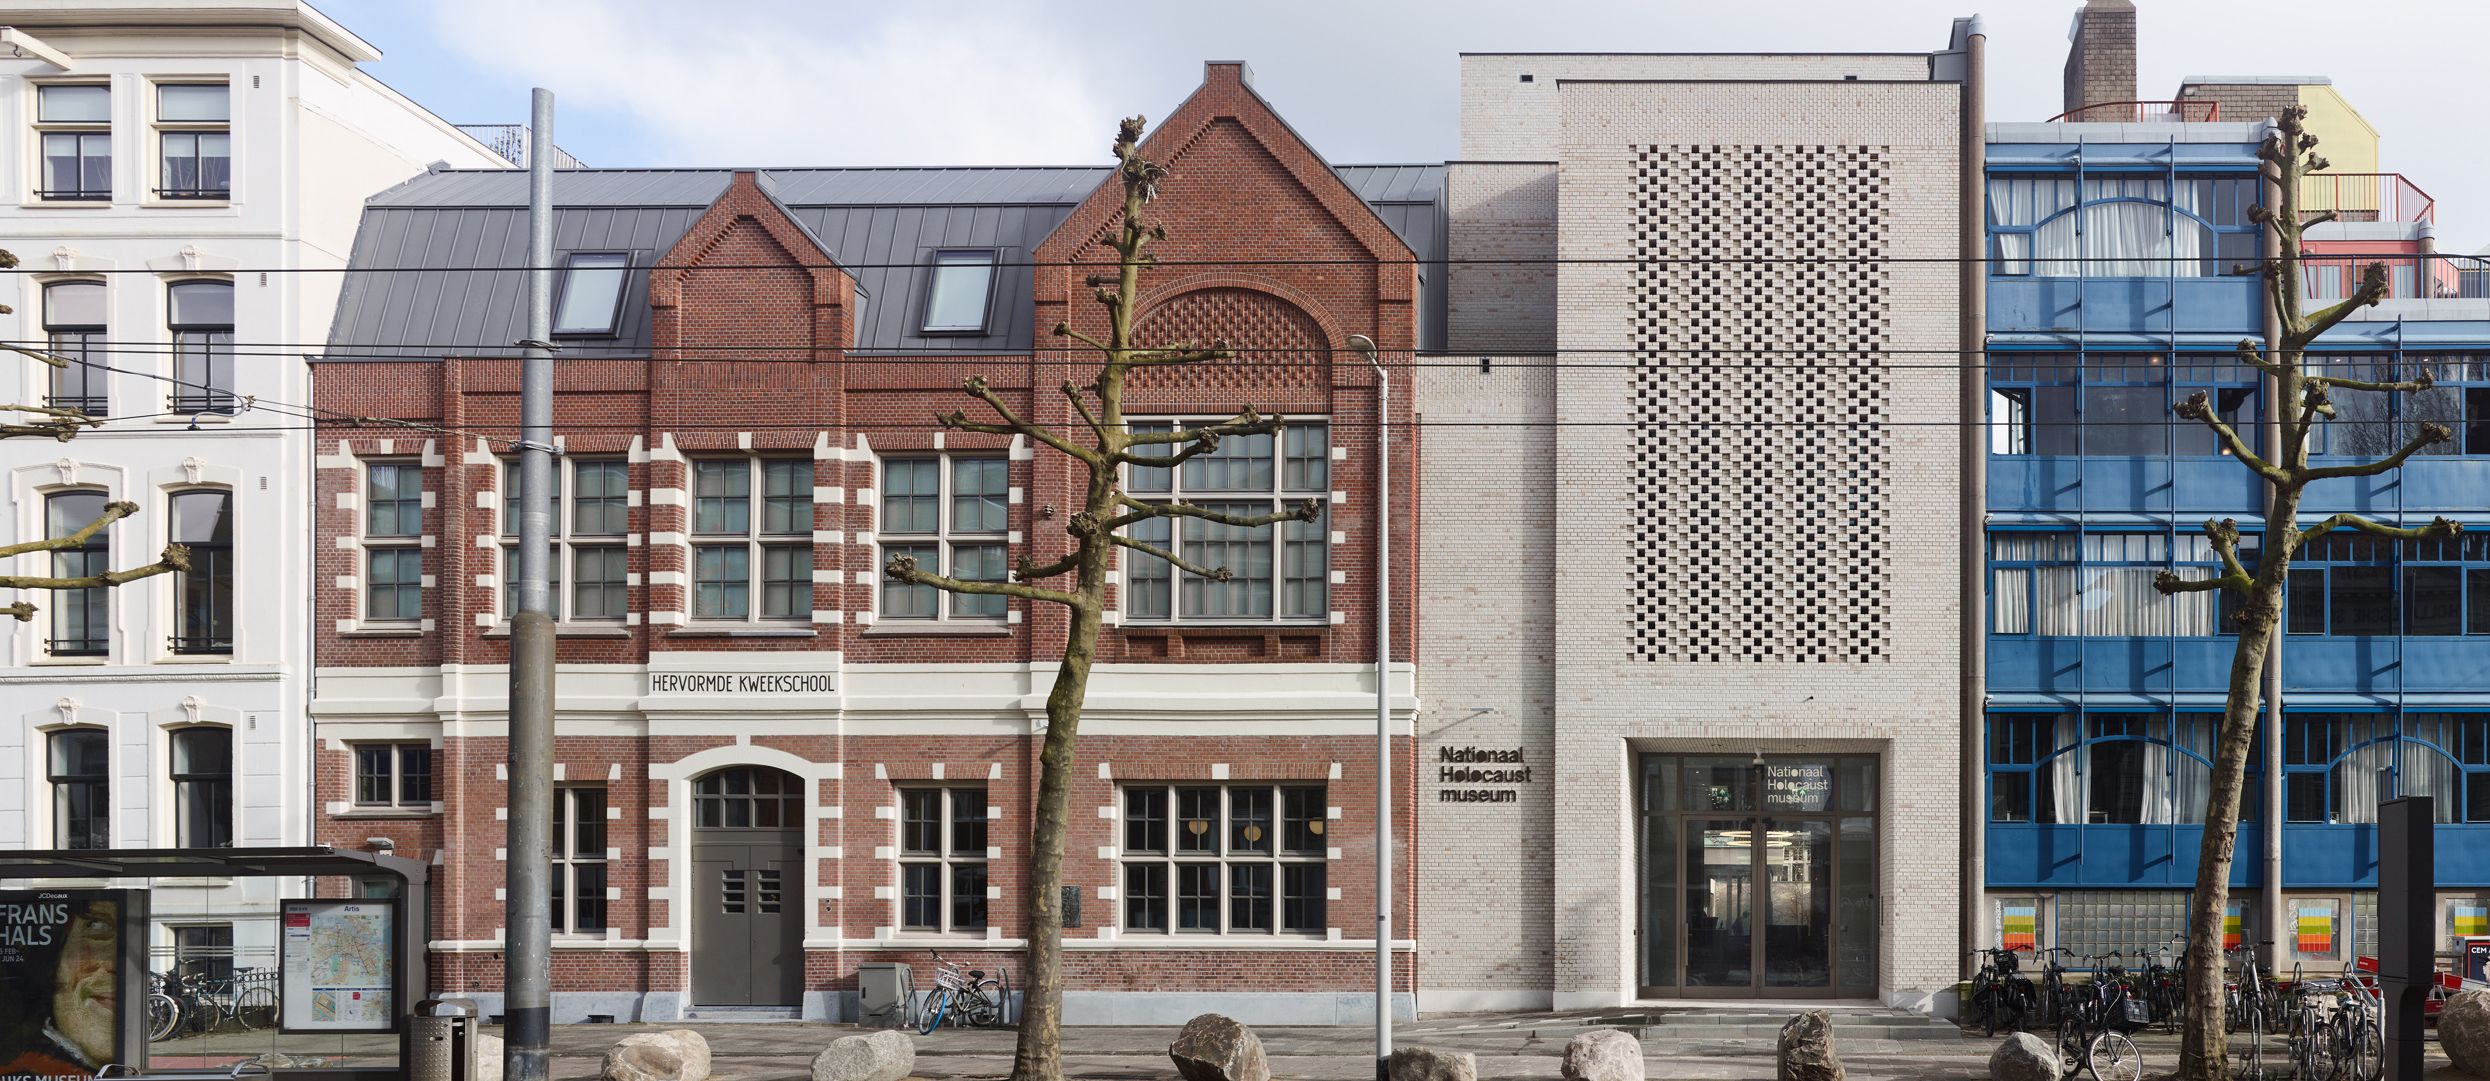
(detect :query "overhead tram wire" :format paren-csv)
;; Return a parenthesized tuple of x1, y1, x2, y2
(0, 249, 2456, 271)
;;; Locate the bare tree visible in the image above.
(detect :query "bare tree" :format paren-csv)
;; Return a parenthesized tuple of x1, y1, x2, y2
(2153, 105, 2459, 1080)
(885, 116, 1319, 1081)
(0, 247, 191, 622)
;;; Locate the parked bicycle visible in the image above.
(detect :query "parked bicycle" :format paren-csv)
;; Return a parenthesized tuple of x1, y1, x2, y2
(2224, 941, 2277, 1078)
(2328, 967, 2383, 1081)
(915, 951, 1008, 1034)
(146, 966, 278, 1041)
(2034, 946, 2076, 1031)
(2142, 938, 2186, 1034)
(2286, 965, 2337, 1081)
(2054, 952, 2147, 1081)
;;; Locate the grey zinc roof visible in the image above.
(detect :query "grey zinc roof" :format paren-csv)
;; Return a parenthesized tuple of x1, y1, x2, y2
(326, 163, 1444, 360)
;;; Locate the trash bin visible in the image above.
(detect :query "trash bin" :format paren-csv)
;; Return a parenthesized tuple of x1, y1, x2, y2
(408, 998, 482, 1081)
(858, 962, 913, 1029)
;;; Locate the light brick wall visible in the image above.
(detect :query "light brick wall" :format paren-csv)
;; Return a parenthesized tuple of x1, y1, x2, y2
(1445, 164, 1558, 356)
(1459, 54, 1936, 162)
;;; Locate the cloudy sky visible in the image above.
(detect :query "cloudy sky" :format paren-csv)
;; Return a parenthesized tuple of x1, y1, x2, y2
(323, 0, 2490, 250)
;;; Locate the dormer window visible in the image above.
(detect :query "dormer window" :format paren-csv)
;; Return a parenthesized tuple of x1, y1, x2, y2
(922, 250, 997, 333)
(552, 252, 630, 336)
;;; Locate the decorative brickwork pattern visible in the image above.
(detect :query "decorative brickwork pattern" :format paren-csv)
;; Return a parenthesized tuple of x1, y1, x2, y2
(1131, 287, 1323, 393)
(1627, 143, 1894, 664)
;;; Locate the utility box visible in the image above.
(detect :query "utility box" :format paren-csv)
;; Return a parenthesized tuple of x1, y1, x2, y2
(2464, 937, 2490, 984)
(408, 998, 482, 1081)
(858, 962, 913, 1029)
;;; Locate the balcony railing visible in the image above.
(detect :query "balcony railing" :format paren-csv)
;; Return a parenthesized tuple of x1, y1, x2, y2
(2300, 172, 2435, 225)
(2298, 255, 2464, 301)
(2046, 100, 2223, 124)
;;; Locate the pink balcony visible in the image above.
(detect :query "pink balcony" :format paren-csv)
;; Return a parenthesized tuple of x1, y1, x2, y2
(2046, 100, 2224, 124)
(2299, 173, 2435, 225)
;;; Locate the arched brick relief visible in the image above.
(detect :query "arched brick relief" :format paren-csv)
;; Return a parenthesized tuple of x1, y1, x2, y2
(1130, 286, 1326, 394)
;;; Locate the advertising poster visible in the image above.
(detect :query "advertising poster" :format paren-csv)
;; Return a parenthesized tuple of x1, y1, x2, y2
(279, 900, 397, 1033)
(0, 890, 129, 1080)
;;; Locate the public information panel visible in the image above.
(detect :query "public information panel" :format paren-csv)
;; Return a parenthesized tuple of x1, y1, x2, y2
(279, 899, 398, 1033)
(0, 890, 140, 1081)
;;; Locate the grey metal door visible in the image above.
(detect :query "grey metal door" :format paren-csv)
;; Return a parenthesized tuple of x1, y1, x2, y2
(690, 767, 806, 1006)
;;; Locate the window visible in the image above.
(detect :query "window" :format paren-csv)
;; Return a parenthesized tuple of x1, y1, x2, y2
(171, 726, 232, 848)
(898, 788, 988, 933)
(1120, 783, 1327, 935)
(46, 490, 111, 656)
(1987, 174, 2259, 278)
(692, 459, 809, 622)
(1988, 532, 2224, 637)
(551, 787, 608, 934)
(35, 84, 110, 201)
(501, 459, 628, 622)
(155, 84, 229, 199)
(173, 925, 233, 984)
(2285, 533, 2490, 638)
(1124, 421, 1328, 623)
(692, 768, 802, 827)
(921, 250, 997, 333)
(363, 462, 424, 623)
(352, 742, 433, 809)
(552, 253, 630, 336)
(879, 456, 1007, 620)
(169, 281, 236, 414)
(171, 490, 233, 654)
(2284, 712, 2490, 824)
(1987, 711, 2256, 825)
(43, 281, 107, 416)
(49, 729, 109, 848)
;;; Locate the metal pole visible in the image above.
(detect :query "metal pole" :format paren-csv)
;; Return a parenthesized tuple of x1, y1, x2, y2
(2259, 125, 2286, 979)
(1956, 17, 1989, 977)
(504, 88, 558, 1081)
(1351, 333, 1389, 1079)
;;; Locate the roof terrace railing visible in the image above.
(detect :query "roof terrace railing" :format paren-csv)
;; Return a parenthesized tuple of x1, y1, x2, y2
(2045, 100, 2223, 124)
(2300, 173, 2435, 225)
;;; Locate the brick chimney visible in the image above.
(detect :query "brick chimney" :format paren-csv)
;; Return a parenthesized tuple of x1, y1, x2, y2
(2063, 0, 2138, 119)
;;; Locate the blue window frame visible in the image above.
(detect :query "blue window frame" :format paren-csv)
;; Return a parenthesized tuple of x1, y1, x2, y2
(2282, 712, 2490, 824)
(1986, 174, 2260, 278)
(1988, 352, 2258, 457)
(1987, 711, 2259, 824)
(2308, 354, 2490, 457)
(2285, 533, 2490, 638)
(1989, 531, 2235, 637)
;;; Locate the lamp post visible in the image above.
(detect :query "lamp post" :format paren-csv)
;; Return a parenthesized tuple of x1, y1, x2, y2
(1348, 333, 1389, 1079)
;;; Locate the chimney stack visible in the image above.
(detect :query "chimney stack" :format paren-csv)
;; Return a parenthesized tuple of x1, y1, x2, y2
(2063, 0, 2138, 119)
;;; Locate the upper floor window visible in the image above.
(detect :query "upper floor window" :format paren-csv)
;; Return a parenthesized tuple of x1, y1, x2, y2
(898, 787, 988, 933)
(171, 489, 233, 654)
(1989, 531, 2237, 638)
(43, 280, 107, 416)
(46, 489, 111, 656)
(1987, 174, 2259, 278)
(1986, 711, 2255, 825)
(552, 252, 630, 336)
(691, 459, 809, 623)
(2283, 712, 2490, 824)
(171, 726, 232, 848)
(169, 281, 236, 414)
(921, 250, 997, 333)
(1120, 782, 1328, 935)
(1123, 420, 1329, 623)
(50, 728, 109, 848)
(155, 84, 229, 199)
(363, 462, 424, 624)
(352, 742, 433, 809)
(501, 458, 629, 622)
(1988, 353, 2258, 457)
(2308, 355, 2490, 458)
(878, 456, 1006, 621)
(35, 84, 110, 201)
(2286, 532, 2490, 638)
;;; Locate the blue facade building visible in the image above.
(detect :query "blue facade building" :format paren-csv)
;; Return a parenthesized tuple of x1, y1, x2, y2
(1979, 118, 2490, 971)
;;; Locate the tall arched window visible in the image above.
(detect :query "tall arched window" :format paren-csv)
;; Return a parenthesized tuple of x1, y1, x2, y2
(171, 489, 233, 654)
(1988, 175, 2259, 278)
(169, 280, 234, 414)
(2284, 713, 2490, 824)
(1988, 712, 2255, 825)
(43, 280, 106, 416)
(49, 728, 109, 848)
(171, 726, 232, 848)
(46, 489, 111, 656)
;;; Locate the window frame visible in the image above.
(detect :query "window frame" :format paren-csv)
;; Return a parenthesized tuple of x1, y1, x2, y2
(1985, 709, 2260, 825)
(44, 488, 112, 657)
(551, 786, 609, 935)
(49, 727, 110, 848)
(151, 81, 230, 200)
(170, 725, 233, 848)
(2282, 711, 2490, 825)
(550, 252, 632, 338)
(360, 461, 425, 625)
(1120, 419, 1330, 625)
(1984, 172, 2261, 280)
(919, 249, 1000, 334)
(1987, 530, 2231, 639)
(42, 279, 107, 416)
(2284, 532, 2490, 639)
(168, 279, 237, 415)
(349, 741, 434, 810)
(32, 82, 111, 202)
(689, 458, 812, 625)
(896, 786, 989, 934)
(876, 454, 1010, 623)
(500, 457, 630, 624)
(170, 487, 234, 655)
(171, 923, 235, 984)
(1118, 782, 1329, 937)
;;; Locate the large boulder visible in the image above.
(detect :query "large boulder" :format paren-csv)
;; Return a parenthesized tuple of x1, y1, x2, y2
(1560, 1029, 1645, 1081)
(602, 1030, 711, 1081)
(1168, 1013, 1271, 1081)
(1387, 1046, 1478, 1081)
(1986, 1032, 2057, 1081)
(2444, 989, 2490, 1078)
(812, 1030, 916, 1081)
(1776, 1011, 1845, 1081)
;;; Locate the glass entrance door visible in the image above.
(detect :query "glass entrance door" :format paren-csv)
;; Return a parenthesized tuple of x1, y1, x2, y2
(1763, 820, 1834, 987)
(1684, 820, 1754, 987)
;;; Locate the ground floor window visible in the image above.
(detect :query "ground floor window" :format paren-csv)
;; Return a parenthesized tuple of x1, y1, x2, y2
(899, 787, 988, 933)
(552, 786, 608, 934)
(1119, 783, 1327, 935)
(173, 923, 232, 983)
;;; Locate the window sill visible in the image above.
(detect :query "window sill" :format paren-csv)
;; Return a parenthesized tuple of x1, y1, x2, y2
(35, 655, 111, 666)
(330, 807, 437, 820)
(340, 625, 426, 638)
(482, 623, 633, 638)
(665, 625, 818, 638)
(143, 198, 233, 209)
(1118, 624, 1330, 634)
(153, 653, 235, 664)
(863, 621, 1011, 637)
(23, 198, 114, 209)
(158, 412, 238, 425)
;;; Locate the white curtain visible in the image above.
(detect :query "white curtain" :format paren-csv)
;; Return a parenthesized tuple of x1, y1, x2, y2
(2140, 731, 2173, 825)
(1999, 176, 2216, 278)
(2396, 715, 2465, 823)
(2334, 735, 2393, 825)
(2173, 716, 2215, 824)
(1994, 567, 2032, 634)
(2049, 714, 2085, 825)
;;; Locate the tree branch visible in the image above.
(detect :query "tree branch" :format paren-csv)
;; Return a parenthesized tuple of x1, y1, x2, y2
(0, 403, 103, 442)
(2174, 392, 2286, 483)
(1060, 381, 1106, 442)
(885, 551, 1082, 608)
(0, 341, 72, 368)
(1109, 532, 1230, 581)
(2297, 209, 2338, 229)
(2293, 513, 2462, 553)
(1122, 342, 1234, 368)
(2232, 337, 2280, 376)
(1051, 321, 1109, 354)
(1117, 409, 1280, 447)
(1113, 411, 1287, 469)
(943, 375, 1101, 466)
(1105, 494, 1323, 533)
(2294, 261, 2389, 346)
(1013, 550, 1082, 583)
(0, 500, 135, 560)
(2303, 421, 2451, 480)
(2152, 517, 2255, 596)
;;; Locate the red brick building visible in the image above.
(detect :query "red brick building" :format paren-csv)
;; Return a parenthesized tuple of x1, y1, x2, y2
(308, 62, 1438, 1023)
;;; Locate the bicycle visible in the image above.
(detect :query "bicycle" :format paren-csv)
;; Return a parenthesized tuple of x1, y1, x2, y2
(2328, 968, 2382, 1081)
(2286, 966, 2337, 1081)
(915, 951, 1008, 1034)
(145, 970, 222, 1042)
(2224, 941, 2276, 1078)
(2054, 952, 2146, 1081)
(1968, 946, 2035, 1037)
(2035, 946, 2075, 1032)
(2143, 938, 2186, 1034)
